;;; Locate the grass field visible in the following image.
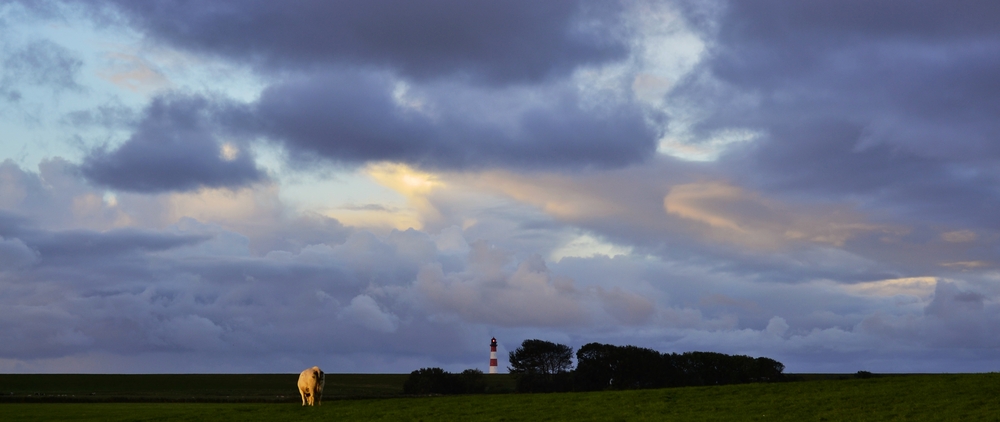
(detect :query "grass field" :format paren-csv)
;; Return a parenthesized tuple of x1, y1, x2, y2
(1, 373, 998, 421)
(0, 373, 416, 402)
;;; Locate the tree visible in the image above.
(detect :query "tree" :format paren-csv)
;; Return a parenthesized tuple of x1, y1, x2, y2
(508, 339, 574, 393)
(575, 342, 618, 390)
(610, 345, 669, 389)
(508, 339, 573, 375)
(755, 357, 786, 382)
(576, 343, 676, 391)
(576, 344, 785, 391)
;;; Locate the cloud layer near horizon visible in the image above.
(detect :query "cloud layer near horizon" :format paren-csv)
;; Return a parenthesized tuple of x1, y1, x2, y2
(2, 0, 1000, 374)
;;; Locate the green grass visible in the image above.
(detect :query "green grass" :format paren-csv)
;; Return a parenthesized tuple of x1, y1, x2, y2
(1, 373, 998, 421)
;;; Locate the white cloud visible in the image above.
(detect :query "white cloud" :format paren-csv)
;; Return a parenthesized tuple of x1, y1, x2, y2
(765, 316, 789, 337)
(148, 314, 226, 351)
(0, 236, 40, 270)
(339, 295, 400, 333)
(416, 247, 588, 327)
(433, 225, 470, 256)
(550, 233, 632, 262)
(596, 286, 654, 325)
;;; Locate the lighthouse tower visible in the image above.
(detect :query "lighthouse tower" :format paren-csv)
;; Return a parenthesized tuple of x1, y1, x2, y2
(489, 337, 498, 374)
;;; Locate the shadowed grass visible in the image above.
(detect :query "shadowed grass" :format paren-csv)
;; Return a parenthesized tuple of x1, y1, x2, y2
(2, 373, 999, 421)
(0, 373, 412, 402)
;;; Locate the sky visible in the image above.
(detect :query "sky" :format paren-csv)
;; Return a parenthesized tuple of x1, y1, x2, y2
(1, 0, 999, 374)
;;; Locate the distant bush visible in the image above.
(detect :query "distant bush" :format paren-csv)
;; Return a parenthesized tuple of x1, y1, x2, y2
(511, 371, 576, 393)
(403, 368, 487, 395)
(458, 369, 486, 394)
(403, 368, 455, 395)
(856, 371, 874, 379)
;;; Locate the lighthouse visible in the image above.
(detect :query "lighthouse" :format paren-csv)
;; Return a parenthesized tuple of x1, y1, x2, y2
(489, 337, 498, 374)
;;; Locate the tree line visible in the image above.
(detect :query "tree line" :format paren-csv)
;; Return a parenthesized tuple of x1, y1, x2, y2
(404, 339, 785, 394)
(402, 367, 489, 395)
(571, 342, 785, 392)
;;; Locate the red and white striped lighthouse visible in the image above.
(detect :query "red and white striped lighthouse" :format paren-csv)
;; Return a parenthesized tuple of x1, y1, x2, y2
(489, 337, 498, 374)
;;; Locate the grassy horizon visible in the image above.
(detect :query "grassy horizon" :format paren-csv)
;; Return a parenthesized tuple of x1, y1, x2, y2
(2, 373, 999, 421)
(0, 373, 518, 403)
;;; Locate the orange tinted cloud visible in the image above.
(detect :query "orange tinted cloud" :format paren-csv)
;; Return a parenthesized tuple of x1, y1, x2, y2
(664, 182, 891, 249)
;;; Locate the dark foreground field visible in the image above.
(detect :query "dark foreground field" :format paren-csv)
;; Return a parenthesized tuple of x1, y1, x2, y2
(2, 373, 999, 421)
(0, 373, 418, 403)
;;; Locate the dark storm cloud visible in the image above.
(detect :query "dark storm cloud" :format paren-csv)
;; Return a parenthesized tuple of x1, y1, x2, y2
(40, 0, 657, 171)
(255, 71, 658, 169)
(670, 0, 1000, 228)
(719, 122, 1000, 228)
(79, 94, 267, 193)
(94, 0, 627, 84)
(30, 228, 210, 261)
(0, 210, 209, 270)
(706, 1, 1000, 92)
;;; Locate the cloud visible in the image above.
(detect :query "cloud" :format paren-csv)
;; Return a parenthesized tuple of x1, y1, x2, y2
(61, 100, 138, 129)
(0, 236, 40, 270)
(596, 286, 654, 325)
(27, 1, 659, 171)
(71, 65, 659, 176)
(254, 70, 658, 170)
(98, 52, 170, 93)
(91, 0, 628, 84)
(79, 94, 267, 193)
(3, 176, 1000, 372)
(448, 163, 905, 284)
(669, 0, 1000, 230)
(0, 304, 93, 359)
(855, 280, 1000, 352)
(1, 39, 83, 99)
(924, 281, 985, 319)
(0, 158, 134, 231)
(0, 160, 35, 211)
(416, 244, 587, 327)
(148, 314, 226, 351)
(0, 159, 350, 256)
(0, 198, 605, 370)
(29, 227, 210, 262)
(941, 230, 977, 243)
(764, 316, 788, 337)
(663, 181, 887, 249)
(4, 0, 1000, 375)
(843, 277, 937, 299)
(339, 295, 399, 333)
